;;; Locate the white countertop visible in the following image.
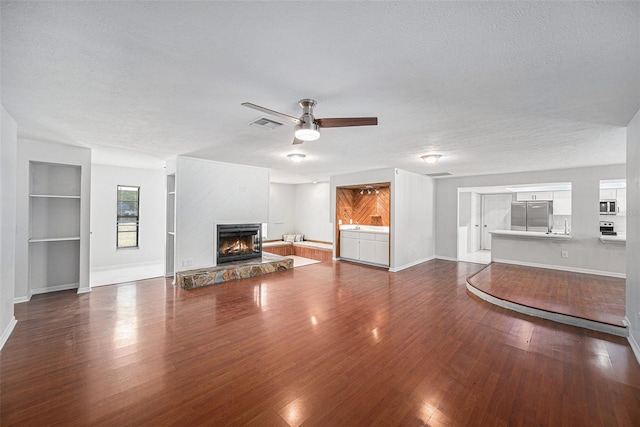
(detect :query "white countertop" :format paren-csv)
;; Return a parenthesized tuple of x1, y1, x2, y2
(600, 234, 626, 243)
(490, 230, 572, 240)
(339, 225, 389, 234)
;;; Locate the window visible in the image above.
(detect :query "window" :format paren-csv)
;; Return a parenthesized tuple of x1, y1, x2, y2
(117, 185, 140, 249)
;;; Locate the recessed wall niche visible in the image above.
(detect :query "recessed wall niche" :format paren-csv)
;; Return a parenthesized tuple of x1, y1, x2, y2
(336, 184, 390, 227)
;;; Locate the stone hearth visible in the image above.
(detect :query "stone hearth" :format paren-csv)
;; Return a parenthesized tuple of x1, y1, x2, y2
(176, 253, 293, 290)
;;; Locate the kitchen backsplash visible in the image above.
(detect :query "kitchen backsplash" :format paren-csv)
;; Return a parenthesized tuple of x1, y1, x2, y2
(552, 215, 572, 232)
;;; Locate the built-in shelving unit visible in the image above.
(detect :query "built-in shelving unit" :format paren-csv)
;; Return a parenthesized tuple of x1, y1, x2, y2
(165, 174, 176, 278)
(29, 161, 81, 294)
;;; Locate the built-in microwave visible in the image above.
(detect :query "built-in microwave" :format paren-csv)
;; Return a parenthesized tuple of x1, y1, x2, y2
(600, 200, 616, 215)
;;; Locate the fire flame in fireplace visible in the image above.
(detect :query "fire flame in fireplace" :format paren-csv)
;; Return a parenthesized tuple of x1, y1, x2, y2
(220, 237, 254, 256)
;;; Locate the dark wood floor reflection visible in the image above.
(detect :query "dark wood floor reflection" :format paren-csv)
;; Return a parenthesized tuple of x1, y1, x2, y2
(2, 260, 639, 425)
(468, 262, 626, 326)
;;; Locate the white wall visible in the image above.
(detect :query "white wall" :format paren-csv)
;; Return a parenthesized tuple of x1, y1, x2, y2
(15, 139, 91, 300)
(268, 182, 333, 242)
(0, 106, 18, 350)
(391, 169, 435, 271)
(435, 165, 627, 275)
(626, 107, 640, 363)
(330, 168, 435, 271)
(268, 183, 296, 240)
(175, 157, 269, 271)
(294, 182, 332, 242)
(90, 164, 165, 286)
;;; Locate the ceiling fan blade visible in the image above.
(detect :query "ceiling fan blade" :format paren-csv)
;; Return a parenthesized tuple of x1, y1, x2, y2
(316, 117, 378, 128)
(292, 137, 304, 145)
(241, 102, 301, 125)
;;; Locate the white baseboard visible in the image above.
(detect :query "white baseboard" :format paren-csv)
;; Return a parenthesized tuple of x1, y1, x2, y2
(389, 255, 436, 273)
(14, 295, 32, 304)
(466, 282, 628, 337)
(492, 258, 625, 279)
(0, 317, 17, 351)
(31, 283, 79, 295)
(435, 255, 457, 262)
(90, 261, 164, 287)
(625, 317, 640, 366)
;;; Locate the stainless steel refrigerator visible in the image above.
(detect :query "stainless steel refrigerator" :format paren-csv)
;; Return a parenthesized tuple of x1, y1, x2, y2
(511, 201, 553, 232)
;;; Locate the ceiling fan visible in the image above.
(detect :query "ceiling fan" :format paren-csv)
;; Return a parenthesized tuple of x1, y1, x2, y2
(242, 99, 378, 144)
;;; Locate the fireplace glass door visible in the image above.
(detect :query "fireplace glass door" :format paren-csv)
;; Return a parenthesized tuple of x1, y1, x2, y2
(216, 224, 262, 264)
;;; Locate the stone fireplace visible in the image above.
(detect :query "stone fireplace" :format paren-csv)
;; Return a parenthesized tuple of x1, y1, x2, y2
(216, 223, 262, 264)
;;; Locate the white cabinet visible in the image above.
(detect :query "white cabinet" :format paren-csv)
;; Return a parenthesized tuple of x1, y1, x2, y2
(553, 191, 571, 215)
(373, 233, 390, 266)
(600, 189, 617, 200)
(599, 188, 627, 215)
(516, 192, 553, 201)
(29, 162, 82, 293)
(617, 189, 626, 216)
(339, 230, 389, 267)
(359, 233, 376, 262)
(340, 232, 359, 260)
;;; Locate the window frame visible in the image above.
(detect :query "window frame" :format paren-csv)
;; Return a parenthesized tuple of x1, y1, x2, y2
(116, 185, 140, 249)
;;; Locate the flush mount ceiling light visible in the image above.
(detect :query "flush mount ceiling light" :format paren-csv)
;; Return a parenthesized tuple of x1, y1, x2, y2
(287, 153, 306, 163)
(294, 121, 320, 141)
(421, 154, 442, 164)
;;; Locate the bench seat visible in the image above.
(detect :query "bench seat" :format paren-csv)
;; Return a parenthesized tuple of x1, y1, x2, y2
(263, 240, 333, 261)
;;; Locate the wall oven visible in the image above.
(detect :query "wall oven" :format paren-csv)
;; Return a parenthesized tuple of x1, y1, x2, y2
(599, 200, 616, 215)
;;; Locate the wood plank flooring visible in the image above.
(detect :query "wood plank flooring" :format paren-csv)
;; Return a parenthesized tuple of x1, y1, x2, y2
(2, 259, 639, 426)
(468, 262, 626, 327)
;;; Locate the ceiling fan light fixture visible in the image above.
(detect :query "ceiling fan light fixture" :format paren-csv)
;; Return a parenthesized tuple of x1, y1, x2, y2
(287, 153, 306, 163)
(421, 154, 442, 164)
(294, 122, 320, 141)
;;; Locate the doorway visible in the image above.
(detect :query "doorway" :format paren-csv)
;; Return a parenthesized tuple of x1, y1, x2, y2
(481, 194, 512, 250)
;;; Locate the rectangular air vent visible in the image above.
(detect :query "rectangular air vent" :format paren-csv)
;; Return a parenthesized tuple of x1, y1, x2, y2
(249, 117, 284, 130)
(425, 172, 452, 177)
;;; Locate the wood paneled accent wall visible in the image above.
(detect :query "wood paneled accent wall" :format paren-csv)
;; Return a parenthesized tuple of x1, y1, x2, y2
(336, 185, 390, 258)
(336, 186, 390, 226)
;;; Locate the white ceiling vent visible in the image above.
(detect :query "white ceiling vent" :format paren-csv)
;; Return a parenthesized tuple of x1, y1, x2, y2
(425, 172, 452, 177)
(249, 117, 284, 130)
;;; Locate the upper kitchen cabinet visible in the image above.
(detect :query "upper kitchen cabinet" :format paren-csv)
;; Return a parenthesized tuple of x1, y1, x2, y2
(553, 191, 571, 215)
(516, 191, 553, 201)
(599, 188, 617, 200)
(617, 188, 626, 216)
(599, 179, 626, 216)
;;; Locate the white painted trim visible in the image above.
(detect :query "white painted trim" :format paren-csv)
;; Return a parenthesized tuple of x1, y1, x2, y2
(0, 317, 17, 350)
(624, 317, 640, 366)
(31, 283, 79, 295)
(14, 295, 32, 304)
(435, 255, 457, 262)
(90, 261, 164, 287)
(77, 287, 91, 294)
(388, 255, 435, 272)
(492, 258, 626, 279)
(466, 282, 628, 337)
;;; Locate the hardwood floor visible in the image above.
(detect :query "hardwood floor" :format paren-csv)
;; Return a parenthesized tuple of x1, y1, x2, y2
(2, 260, 639, 426)
(468, 262, 626, 327)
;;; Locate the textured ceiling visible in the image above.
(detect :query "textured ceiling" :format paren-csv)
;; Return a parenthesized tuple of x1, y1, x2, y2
(2, 1, 639, 183)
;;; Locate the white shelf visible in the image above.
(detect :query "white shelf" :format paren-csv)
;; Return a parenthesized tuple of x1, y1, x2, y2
(29, 161, 82, 293)
(491, 230, 572, 240)
(30, 236, 81, 243)
(168, 191, 176, 195)
(167, 231, 175, 236)
(30, 194, 81, 199)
